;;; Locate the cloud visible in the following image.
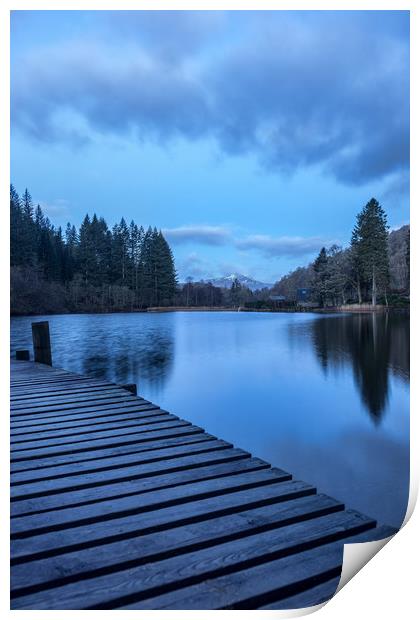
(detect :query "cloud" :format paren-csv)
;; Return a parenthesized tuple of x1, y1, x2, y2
(166, 223, 335, 258)
(236, 234, 334, 258)
(11, 11, 409, 185)
(163, 225, 231, 246)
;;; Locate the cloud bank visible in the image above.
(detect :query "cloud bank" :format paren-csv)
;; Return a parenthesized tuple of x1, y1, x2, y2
(11, 10, 409, 186)
(162, 225, 231, 246)
(164, 225, 333, 258)
(236, 234, 334, 258)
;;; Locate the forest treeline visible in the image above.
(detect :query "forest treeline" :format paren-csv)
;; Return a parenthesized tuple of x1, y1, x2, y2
(10, 185, 177, 314)
(11, 187, 409, 314)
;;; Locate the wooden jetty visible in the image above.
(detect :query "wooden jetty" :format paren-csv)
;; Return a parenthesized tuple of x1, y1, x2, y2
(10, 358, 395, 610)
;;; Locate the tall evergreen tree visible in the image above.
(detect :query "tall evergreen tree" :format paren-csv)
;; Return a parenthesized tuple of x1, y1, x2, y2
(140, 226, 155, 306)
(20, 189, 37, 266)
(351, 198, 389, 306)
(152, 231, 177, 305)
(10, 185, 23, 265)
(78, 214, 94, 285)
(312, 247, 329, 307)
(111, 218, 130, 285)
(64, 223, 79, 280)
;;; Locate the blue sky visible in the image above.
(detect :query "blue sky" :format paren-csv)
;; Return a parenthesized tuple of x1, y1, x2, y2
(10, 10, 409, 282)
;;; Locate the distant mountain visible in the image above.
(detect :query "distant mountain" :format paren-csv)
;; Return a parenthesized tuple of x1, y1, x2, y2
(207, 273, 273, 292)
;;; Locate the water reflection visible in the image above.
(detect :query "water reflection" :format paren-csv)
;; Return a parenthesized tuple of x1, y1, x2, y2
(311, 312, 409, 423)
(10, 313, 175, 393)
(81, 330, 174, 390)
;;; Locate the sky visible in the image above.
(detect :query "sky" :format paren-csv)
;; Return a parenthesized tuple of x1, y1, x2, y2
(10, 10, 409, 283)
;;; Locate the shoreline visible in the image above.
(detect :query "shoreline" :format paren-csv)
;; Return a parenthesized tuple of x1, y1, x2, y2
(10, 304, 409, 317)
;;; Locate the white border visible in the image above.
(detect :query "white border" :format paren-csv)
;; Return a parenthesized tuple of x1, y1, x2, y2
(1, 2, 417, 618)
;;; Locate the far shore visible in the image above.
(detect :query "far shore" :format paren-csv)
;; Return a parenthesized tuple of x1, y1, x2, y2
(147, 304, 407, 314)
(10, 303, 409, 318)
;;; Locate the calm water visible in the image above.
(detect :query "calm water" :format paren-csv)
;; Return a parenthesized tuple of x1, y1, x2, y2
(11, 311, 410, 528)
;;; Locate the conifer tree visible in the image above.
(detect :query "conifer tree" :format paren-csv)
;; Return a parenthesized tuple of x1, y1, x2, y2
(312, 247, 329, 307)
(152, 231, 177, 305)
(78, 214, 94, 285)
(351, 198, 389, 306)
(10, 185, 23, 265)
(20, 189, 37, 265)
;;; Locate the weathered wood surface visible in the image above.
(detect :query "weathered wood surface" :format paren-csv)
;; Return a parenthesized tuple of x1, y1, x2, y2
(10, 359, 396, 610)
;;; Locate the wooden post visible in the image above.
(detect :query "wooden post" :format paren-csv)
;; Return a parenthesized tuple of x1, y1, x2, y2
(32, 321, 52, 366)
(16, 350, 30, 361)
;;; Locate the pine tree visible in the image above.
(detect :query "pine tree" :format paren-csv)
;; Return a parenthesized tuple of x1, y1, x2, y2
(153, 231, 177, 305)
(111, 218, 130, 285)
(64, 223, 79, 280)
(10, 185, 23, 265)
(312, 247, 329, 307)
(78, 214, 94, 285)
(20, 188, 37, 266)
(140, 226, 155, 306)
(351, 198, 390, 306)
(349, 229, 364, 304)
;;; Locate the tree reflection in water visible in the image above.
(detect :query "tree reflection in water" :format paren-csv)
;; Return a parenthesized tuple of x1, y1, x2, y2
(80, 323, 175, 393)
(311, 312, 409, 423)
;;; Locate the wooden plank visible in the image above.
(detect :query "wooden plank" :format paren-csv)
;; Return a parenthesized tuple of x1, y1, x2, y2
(11, 373, 86, 386)
(11, 420, 192, 453)
(11, 378, 98, 389)
(11, 383, 118, 399)
(11, 388, 132, 408)
(11, 439, 234, 485)
(11, 380, 117, 395)
(12, 398, 158, 422)
(11, 425, 205, 462)
(10, 402, 158, 425)
(11, 510, 375, 609)
(11, 433, 217, 474)
(11, 454, 268, 517)
(11, 494, 343, 597)
(11, 480, 315, 563)
(11, 394, 139, 414)
(11, 414, 180, 442)
(11, 467, 289, 536)
(11, 447, 250, 501)
(10, 409, 165, 432)
(11, 384, 132, 402)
